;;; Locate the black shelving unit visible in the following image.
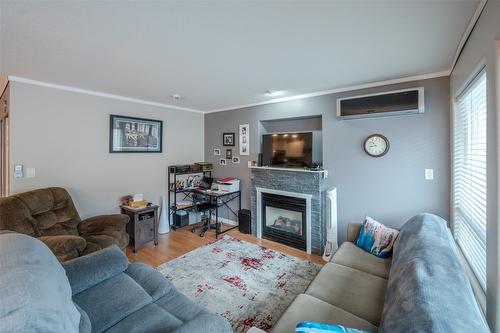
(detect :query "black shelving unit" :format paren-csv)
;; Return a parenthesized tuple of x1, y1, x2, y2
(167, 164, 212, 230)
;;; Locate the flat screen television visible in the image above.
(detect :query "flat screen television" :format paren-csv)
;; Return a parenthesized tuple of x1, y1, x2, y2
(261, 132, 314, 168)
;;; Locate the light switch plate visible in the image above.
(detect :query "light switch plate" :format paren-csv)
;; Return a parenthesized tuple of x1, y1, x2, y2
(248, 161, 252, 168)
(26, 168, 36, 178)
(425, 169, 434, 180)
(14, 164, 23, 179)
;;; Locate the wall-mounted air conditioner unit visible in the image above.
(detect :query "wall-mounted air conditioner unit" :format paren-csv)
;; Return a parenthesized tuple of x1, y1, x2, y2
(337, 87, 424, 120)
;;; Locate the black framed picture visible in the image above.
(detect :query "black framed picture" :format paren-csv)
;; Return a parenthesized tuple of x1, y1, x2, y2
(223, 132, 235, 146)
(109, 115, 163, 153)
(226, 148, 233, 159)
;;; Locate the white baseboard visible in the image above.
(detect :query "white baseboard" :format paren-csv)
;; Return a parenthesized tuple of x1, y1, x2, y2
(210, 216, 238, 226)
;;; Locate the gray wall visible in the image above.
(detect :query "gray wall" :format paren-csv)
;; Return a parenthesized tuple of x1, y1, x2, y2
(450, 2, 500, 329)
(9, 82, 204, 218)
(205, 76, 450, 243)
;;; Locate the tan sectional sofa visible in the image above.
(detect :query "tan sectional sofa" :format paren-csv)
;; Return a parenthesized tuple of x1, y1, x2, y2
(268, 214, 489, 333)
(271, 223, 389, 333)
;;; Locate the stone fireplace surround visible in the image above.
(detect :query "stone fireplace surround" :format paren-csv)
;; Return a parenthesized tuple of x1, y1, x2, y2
(250, 166, 327, 255)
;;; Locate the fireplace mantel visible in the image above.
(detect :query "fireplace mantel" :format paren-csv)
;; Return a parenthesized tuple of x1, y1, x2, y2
(250, 166, 328, 177)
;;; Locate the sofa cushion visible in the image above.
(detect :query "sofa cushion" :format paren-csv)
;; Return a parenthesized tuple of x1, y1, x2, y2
(38, 234, 87, 262)
(154, 288, 207, 322)
(74, 273, 153, 333)
(13, 187, 81, 236)
(104, 290, 232, 333)
(305, 263, 387, 326)
(271, 294, 377, 333)
(380, 213, 489, 333)
(126, 263, 173, 301)
(104, 303, 183, 333)
(63, 245, 129, 295)
(84, 231, 129, 250)
(0, 233, 80, 333)
(0, 196, 38, 235)
(332, 242, 391, 279)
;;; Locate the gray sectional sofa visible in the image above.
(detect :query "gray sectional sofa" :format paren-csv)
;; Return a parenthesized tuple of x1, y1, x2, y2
(63, 245, 233, 333)
(0, 232, 232, 333)
(271, 213, 489, 333)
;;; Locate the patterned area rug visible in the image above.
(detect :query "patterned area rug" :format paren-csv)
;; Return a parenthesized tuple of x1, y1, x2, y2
(157, 235, 321, 332)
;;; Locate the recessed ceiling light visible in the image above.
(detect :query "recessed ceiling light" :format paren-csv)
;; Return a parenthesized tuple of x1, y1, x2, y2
(283, 134, 289, 137)
(170, 94, 182, 100)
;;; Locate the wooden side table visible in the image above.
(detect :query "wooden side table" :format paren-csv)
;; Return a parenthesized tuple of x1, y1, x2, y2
(120, 205, 159, 252)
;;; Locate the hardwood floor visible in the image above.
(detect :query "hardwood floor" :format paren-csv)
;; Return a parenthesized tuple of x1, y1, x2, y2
(126, 224, 325, 267)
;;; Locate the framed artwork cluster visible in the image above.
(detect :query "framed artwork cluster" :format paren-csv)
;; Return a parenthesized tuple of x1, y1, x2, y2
(214, 124, 249, 166)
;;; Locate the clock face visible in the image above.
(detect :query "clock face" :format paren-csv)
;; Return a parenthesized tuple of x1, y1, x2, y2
(364, 134, 389, 157)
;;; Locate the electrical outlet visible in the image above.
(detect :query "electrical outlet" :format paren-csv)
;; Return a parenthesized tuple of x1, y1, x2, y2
(425, 169, 434, 180)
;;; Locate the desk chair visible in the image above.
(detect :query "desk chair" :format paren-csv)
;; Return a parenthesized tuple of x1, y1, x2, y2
(190, 192, 218, 237)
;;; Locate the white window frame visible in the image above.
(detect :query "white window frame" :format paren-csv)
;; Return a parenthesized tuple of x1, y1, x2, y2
(451, 67, 487, 302)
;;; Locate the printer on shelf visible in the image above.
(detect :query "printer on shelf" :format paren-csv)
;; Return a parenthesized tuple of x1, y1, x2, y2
(215, 177, 240, 192)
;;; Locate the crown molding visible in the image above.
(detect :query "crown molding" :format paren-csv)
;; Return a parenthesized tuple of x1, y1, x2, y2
(206, 69, 451, 113)
(450, 0, 488, 72)
(7, 76, 205, 114)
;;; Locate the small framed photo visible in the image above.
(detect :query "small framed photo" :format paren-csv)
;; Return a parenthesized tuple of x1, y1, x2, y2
(232, 157, 240, 164)
(219, 159, 227, 166)
(223, 132, 235, 146)
(214, 148, 221, 156)
(226, 148, 233, 159)
(239, 124, 249, 155)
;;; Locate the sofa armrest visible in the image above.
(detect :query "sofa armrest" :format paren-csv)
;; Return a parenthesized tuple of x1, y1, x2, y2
(62, 245, 128, 295)
(38, 235, 86, 262)
(78, 214, 129, 235)
(347, 222, 363, 243)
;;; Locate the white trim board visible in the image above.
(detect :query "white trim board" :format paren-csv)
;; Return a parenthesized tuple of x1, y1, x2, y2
(7, 76, 205, 114)
(450, 0, 488, 72)
(210, 216, 238, 226)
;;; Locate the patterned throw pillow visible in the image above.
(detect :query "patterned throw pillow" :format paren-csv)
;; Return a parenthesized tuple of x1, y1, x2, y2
(355, 216, 399, 258)
(296, 322, 370, 333)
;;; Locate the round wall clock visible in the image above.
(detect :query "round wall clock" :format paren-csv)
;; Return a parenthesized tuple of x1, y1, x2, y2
(364, 134, 390, 157)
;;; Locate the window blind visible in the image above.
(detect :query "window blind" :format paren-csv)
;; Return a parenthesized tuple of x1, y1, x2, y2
(453, 69, 487, 290)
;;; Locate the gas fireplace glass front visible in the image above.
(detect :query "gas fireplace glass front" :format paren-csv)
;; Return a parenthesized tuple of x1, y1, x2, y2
(262, 193, 306, 251)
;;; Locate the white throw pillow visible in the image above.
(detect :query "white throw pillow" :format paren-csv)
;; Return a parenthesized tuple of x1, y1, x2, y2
(0, 232, 80, 333)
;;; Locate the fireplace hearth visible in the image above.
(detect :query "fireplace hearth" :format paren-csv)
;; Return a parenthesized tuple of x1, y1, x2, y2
(262, 193, 307, 251)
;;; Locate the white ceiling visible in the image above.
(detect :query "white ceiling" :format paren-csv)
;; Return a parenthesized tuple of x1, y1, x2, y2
(0, 1, 479, 112)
